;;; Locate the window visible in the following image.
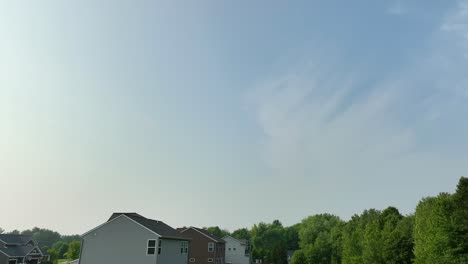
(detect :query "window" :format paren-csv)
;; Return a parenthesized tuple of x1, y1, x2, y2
(208, 258, 213, 262)
(8, 260, 17, 264)
(208, 242, 215, 252)
(147, 240, 156, 255)
(233, 247, 236, 251)
(158, 240, 162, 254)
(181, 241, 188, 254)
(228, 248, 231, 251)
(189, 258, 195, 262)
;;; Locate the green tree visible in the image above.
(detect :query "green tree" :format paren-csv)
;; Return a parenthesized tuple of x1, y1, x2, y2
(298, 214, 344, 264)
(9, 230, 20, 235)
(47, 249, 59, 264)
(342, 209, 380, 264)
(285, 224, 300, 251)
(291, 250, 307, 264)
(232, 228, 250, 240)
(204, 226, 230, 238)
(66, 241, 81, 260)
(52, 241, 69, 259)
(251, 221, 288, 264)
(414, 193, 455, 264)
(21, 227, 61, 252)
(61, 235, 81, 243)
(450, 176, 468, 262)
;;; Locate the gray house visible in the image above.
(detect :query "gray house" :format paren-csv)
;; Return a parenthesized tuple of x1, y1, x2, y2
(0, 234, 48, 264)
(79, 213, 190, 264)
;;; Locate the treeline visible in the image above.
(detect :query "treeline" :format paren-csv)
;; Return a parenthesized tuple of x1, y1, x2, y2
(0, 227, 81, 263)
(208, 177, 467, 264)
(2, 177, 466, 263)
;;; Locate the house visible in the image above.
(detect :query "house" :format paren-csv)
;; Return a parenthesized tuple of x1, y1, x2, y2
(78, 213, 190, 264)
(222, 235, 251, 264)
(178, 227, 226, 264)
(0, 234, 48, 264)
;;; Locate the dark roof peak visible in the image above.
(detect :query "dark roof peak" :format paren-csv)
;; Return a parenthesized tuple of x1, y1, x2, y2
(182, 227, 225, 243)
(105, 213, 186, 240)
(0, 234, 35, 247)
(108, 213, 146, 222)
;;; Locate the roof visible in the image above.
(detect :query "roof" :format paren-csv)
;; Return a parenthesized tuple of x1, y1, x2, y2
(0, 234, 33, 245)
(222, 235, 249, 245)
(181, 227, 225, 243)
(107, 213, 188, 240)
(0, 245, 42, 257)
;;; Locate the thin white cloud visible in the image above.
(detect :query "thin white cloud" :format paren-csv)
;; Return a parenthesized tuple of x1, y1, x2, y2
(442, 0, 468, 57)
(387, 1, 408, 16)
(246, 2, 468, 217)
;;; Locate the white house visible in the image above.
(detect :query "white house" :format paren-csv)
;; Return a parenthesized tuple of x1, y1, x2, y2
(79, 213, 189, 264)
(222, 235, 251, 264)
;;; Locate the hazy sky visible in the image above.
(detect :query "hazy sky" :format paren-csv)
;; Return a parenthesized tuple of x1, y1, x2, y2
(1, 0, 467, 235)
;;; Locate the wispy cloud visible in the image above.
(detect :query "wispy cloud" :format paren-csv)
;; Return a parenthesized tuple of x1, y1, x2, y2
(246, 2, 468, 215)
(387, 1, 408, 16)
(442, 0, 468, 57)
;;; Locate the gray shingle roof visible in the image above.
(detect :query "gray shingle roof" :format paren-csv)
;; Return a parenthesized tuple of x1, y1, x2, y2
(182, 227, 225, 243)
(108, 213, 189, 240)
(0, 234, 33, 245)
(0, 245, 42, 257)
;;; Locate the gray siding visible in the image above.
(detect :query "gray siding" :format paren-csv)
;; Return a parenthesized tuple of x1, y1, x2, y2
(0, 253, 8, 264)
(79, 215, 159, 264)
(158, 239, 188, 264)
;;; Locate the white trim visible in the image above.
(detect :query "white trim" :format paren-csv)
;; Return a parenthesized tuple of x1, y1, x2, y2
(181, 241, 189, 254)
(26, 246, 44, 256)
(222, 235, 242, 244)
(181, 227, 219, 242)
(81, 214, 126, 237)
(146, 239, 157, 256)
(208, 242, 215, 252)
(82, 214, 162, 238)
(0, 249, 10, 257)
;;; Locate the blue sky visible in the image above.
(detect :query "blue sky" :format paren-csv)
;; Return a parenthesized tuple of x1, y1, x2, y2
(1, 0, 467, 234)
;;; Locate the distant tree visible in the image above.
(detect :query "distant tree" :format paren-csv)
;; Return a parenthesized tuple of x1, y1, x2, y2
(52, 241, 69, 259)
(291, 250, 307, 264)
(379, 207, 413, 264)
(298, 214, 344, 264)
(61, 235, 81, 243)
(23, 228, 61, 251)
(232, 228, 250, 240)
(285, 224, 300, 250)
(0, 228, 4, 234)
(414, 193, 455, 263)
(66, 241, 81, 260)
(47, 249, 59, 264)
(251, 221, 288, 264)
(9, 230, 20, 235)
(341, 209, 380, 264)
(204, 226, 230, 238)
(452, 176, 468, 260)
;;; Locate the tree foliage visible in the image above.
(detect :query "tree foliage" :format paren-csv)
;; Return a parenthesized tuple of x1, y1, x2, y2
(204, 226, 230, 238)
(52, 241, 69, 259)
(232, 228, 251, 240)
(3, 176, 466, 264)
(66, 241, 81, 260)
(296, 214, 343, 264)
(414, 177, 468, 263)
